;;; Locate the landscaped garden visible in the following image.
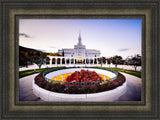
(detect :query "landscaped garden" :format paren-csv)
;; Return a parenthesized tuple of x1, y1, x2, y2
(97, 67, 141, 78)
(19, 66, 141, 78)
(34, 67, 126, 94)
(19, 66, 65, 78)
(19, 66, 141, 101)
(66, 69, 102, 82)
(19, 66, 141, 94)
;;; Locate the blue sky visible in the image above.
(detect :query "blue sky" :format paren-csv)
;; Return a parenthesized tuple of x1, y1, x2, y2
(19, 19, 141, 59)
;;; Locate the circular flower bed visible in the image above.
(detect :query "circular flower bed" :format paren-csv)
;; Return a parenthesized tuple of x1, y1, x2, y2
(66, 69, 102, 82)
(34, 69, 126, 94)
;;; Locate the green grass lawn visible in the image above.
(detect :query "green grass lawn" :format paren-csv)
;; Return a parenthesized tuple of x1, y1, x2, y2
(19, 67, 65, 78)
(19, 66, 141, 78)
(98, 67, 141, 78)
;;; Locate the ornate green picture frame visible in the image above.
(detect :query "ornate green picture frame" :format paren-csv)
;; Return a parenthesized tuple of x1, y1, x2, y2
(0, 0, 159, 119)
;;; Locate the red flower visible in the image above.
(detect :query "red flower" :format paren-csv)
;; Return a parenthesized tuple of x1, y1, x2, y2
(66, 69, 102, 83)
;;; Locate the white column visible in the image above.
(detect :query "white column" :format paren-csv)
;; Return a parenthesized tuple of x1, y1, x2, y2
(73, 59, 75, 64)
(84, 59, 86, 64)
(60, 58, 62, 64)
(89, 58, 90, 64)
(50, 58, 52, 65)
(55, 58, 57, 65)
(69, 58, 71, 64)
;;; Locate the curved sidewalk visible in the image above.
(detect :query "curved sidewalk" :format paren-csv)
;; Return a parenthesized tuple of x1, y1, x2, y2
(117, 72, 141, 101)
(19, 73, 41, 101)
(19, 72, 141, 101)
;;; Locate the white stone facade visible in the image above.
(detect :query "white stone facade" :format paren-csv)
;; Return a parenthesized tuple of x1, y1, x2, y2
(58, 33, 101, 58)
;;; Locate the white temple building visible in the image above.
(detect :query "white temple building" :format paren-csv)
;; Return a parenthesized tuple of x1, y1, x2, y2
(58, 32, 101, 58)
(48, 32, 101, 65)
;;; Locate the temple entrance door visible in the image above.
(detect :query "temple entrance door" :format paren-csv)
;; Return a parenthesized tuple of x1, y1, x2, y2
(78, 57, 83, 64)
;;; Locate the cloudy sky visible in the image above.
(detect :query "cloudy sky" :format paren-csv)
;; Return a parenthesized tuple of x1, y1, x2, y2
(19, 19, 141, 59)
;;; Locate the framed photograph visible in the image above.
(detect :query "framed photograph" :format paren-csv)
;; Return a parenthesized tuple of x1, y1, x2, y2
(0, 0, 159, 119)
(19, 18, 142, 102)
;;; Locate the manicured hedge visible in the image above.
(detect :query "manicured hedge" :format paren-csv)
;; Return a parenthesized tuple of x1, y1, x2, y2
(34, 71, 126, 94)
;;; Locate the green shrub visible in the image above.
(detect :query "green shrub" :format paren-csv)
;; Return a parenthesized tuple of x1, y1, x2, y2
(34, 71, 126, 94)
(66, 86, 80, 94)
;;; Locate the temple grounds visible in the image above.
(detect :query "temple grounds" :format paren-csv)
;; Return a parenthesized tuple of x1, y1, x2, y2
(19, 69, 141, 101)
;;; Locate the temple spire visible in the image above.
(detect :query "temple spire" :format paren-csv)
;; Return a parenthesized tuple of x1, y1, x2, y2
(78, 30, 82, 45)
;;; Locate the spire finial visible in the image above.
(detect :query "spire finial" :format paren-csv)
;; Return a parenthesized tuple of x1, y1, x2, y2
(78, 30, 82, 45)
(79, 29, 81, 38)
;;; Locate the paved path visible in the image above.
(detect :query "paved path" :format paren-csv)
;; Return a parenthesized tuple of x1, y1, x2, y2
(117, 72, 141, 101)
(19, 72, 141, 101)
(19, 73, 42, 101)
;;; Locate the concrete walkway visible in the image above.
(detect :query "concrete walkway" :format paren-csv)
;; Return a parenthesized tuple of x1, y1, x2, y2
(117, 72, 141, 101)
(19, 72, 141, 101)
(19, 73, 42, 101)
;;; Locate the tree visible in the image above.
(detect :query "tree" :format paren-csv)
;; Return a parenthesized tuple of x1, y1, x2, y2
(49, 53, 62, 56)
(111, 55, 123, 68)
(33, 55, 47, 69)
(98, 57, 107, 67)
(19, 51, 32, 67)
(106, 58, 111, 64)
(127, 54, 141, 71)
(19, 46, 52, 67)
(46, 57, 50, 64)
